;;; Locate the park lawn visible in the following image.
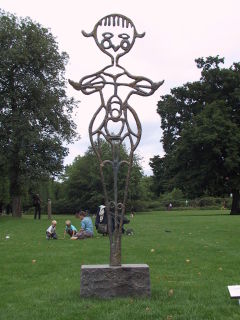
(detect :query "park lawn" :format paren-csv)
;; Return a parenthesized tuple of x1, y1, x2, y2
(0, 210, 240, 320)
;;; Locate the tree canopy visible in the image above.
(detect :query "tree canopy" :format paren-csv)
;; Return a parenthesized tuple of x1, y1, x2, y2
(151, 56, 240, 214)
(0, 10, 78, 216)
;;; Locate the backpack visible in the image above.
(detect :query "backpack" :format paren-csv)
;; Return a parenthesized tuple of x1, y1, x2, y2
(97, 223, 108, 234)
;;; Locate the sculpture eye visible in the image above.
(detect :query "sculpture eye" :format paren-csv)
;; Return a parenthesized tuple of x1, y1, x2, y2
(101, 33, 113, 49)
(118, 33, 130, 40)
(118, 33, 131, 51)
(121, 40, 130, 50)
(102, 32, 113, 39)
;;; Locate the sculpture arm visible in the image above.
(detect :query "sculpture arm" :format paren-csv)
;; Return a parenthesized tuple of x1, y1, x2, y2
(69, 73, 106, 95)
(128, 77, 164, 97)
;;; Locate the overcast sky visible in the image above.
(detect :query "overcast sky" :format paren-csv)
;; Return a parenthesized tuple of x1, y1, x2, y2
(1, 0, 240, 174)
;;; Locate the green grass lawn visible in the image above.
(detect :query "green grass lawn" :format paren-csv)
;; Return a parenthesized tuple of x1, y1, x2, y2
(1, 210, 240, 320)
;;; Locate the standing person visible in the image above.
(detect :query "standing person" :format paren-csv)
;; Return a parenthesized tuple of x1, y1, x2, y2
(95, 205, 108, 235)
(130, 206, 135, 218)
(46, 220, 57, 239)
(33, 194, 41, 219)
(72, 211, 93, 240)
(6, 204, 12, 215)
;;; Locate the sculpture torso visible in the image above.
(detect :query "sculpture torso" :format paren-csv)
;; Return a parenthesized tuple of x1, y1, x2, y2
(68, 13, 163, 266)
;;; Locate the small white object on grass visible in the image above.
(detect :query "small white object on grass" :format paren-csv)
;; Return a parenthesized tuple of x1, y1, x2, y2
(5, 235, 10, 239)
(228, 285, 240, 305)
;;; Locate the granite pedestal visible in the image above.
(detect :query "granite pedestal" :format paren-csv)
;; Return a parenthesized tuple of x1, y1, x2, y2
(80, 264, 151, 298)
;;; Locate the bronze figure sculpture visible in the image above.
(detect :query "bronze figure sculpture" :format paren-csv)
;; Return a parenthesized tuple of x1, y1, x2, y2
(69, 14, 163, 266)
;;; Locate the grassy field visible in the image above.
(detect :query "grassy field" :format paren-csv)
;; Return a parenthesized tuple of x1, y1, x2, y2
(0, 210, 240, 320)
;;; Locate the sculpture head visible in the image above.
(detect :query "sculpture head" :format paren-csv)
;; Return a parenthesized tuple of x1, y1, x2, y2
(82, 14, 145, 64)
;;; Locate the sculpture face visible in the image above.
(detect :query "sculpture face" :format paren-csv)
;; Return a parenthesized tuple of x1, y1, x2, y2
(95, 24, 135, 59)
(82, 14, 145, 63)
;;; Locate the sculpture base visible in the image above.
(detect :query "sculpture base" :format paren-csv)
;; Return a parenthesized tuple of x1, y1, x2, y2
(80, 264, 151, 298)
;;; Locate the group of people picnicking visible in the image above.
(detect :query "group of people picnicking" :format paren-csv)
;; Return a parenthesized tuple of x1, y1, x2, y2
(45, 204, 133, 240)
(31, 193, 134, 240)
(46, 210, 94, 240)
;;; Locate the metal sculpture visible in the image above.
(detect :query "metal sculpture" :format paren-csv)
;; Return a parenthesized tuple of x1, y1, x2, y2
(69, 14, 163, 266)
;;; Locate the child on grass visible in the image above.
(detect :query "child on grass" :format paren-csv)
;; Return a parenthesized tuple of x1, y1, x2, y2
(46, 220, 57, 240)
(64, 220, 77, 237)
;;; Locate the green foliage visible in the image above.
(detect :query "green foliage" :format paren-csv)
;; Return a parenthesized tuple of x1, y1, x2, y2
(137, 176, 156, 201)
(192, 196, 223, 208)
(0, 174, 10, 207)
(0, 10, 78, 215)
(149, 155, 169, 196)
(129, 195, 230, 212)
(53, 142, 144, 214)
(153, 56, 240, 212)
(159, 188, 184, 205)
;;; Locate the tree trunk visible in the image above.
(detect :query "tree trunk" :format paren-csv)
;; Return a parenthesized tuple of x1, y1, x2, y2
(12, 195, 22, 217)
(110, 233, 121, 266)
(230, 189, 240, 215)
(47, 199, 52, 220)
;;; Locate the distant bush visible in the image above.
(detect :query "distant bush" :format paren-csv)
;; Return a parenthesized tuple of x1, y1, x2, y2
(52, 199, 81, 215)
(129, 195, 231, 213)
(22, 194, 230, 215)
(190, 196, 228, 208)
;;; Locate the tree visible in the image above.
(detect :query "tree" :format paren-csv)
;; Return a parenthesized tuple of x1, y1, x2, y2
(155, 56, 240, 214)
(149, 155, 169, 196)
(0, 11, 78, 216)
(0, 174, 10, 213)
(56, 142, 144, 214)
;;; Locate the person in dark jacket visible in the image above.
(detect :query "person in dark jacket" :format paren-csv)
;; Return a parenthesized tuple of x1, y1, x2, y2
(95, 205, 108, 235)
(95, 205, 130, 235)
(33, 194, 41, 220)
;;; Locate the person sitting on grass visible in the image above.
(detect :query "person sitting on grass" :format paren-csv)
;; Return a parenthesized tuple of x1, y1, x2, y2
(71, 211, 93, 240)
(46, 220, 57, 240)
(64, 220, 77, 238)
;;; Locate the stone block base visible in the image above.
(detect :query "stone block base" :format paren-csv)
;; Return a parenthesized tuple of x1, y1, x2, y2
(80, 264, 151, 298)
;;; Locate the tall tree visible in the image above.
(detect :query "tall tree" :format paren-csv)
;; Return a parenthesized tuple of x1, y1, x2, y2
(154, 56, 240, 214)
(149, 155, 169, 196)
(0, 10, 78, 216)
(0, 174, 10, 213)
